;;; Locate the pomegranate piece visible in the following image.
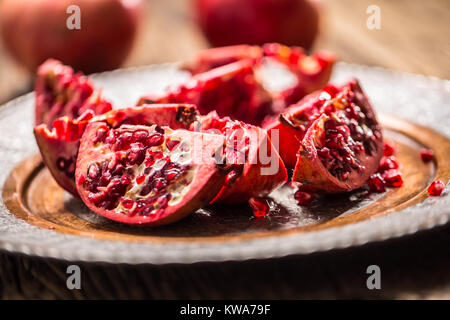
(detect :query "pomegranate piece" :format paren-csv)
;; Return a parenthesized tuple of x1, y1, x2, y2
(294, 190, 315, 206)
(419, 148, 434, 163)
(34, 104, 200, 196)
(428, 180, 445, 197)
(378, 156, 399, 172)
(292, 79, 384, 193)
(183, 44, 263, 75)
(193, 111, 287, 203)
(383, 141, 396, 157)
(381, 169, 403, 188)
(35, 59, 112, 128)
(75, 123, 235, 226)
(248, 197, 270, 218)
(367, 173, 386, 193)
(138, 59, 272, 126)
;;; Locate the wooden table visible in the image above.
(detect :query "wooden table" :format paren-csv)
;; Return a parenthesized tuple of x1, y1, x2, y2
(0, 0, 449, 299)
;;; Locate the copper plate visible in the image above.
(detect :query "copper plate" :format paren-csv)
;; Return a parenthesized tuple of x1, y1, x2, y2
(0, 63, 449, 264)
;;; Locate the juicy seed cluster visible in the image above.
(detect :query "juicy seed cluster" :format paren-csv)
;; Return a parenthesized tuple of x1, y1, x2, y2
(428, 180, 445, 197)
(316, 90, 381, 181)
(83, 125, 193, 217)
(367, 143, 403, 193)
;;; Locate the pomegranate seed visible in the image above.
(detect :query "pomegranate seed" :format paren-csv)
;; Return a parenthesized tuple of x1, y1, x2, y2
(77, 174, 86, 186)
(156, 195, 169, 209)
(121, 198, 135, 209)
(224, 170, 240, 186)
(148, 133, 164, 146)
(166, 170, 179, 181)
(294, 190, 315, 206)
(383, 141, 396, 157)
(381, 169, 403, 188)
(132, 130, 149, 142)
(248, 197, 270, 217)
(419, 149, 434, 163)
(120, 175, 131, 185)
(428, 180, 445, 197)
(166, 139, 180, 151)
(136, 174, 145, 185)
(378, 156, 399, 172)
(87, 163, 100, 179)
(367, 173, 386, 193)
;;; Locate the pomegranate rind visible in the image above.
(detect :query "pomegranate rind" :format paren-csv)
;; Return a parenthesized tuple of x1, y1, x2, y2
(183, 44, 263, 74)
(138, 59, 273, 126)
(75, 122, 231, 226)
(292, 79, 383, 193)
(35, 59, 112, 128)
(195, 112, 288, 203)
(34, 104, 200, 197)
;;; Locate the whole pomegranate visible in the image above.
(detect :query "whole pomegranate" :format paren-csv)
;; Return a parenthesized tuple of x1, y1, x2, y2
(0, 0, 142, 73)
(194, 0, 320, 50)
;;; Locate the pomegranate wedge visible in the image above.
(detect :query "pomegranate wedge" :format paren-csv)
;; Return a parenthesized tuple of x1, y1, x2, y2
(292, 79, 384, 192)
(34, 104, 199, 196)
(35, 59, 112, 128)
(193, 111, 287, 203)
(76, 123, 233, 226)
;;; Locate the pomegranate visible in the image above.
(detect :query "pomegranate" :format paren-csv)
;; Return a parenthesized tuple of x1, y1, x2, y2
(75, 122, 235, 226)
(35, 104, 200, 196)
(0, 0, 141, 73)
(194, 0, 320, 51)
(248, 197, 270, 217)
(35, 59, 112, 128)
(419, 149, 434, 163)
(294, 190, 315, 206)
(428, 180, 445, 197)
(291, 79, 384, 193)
(193, 112, 287, 203)
(138, 59, 273, 126)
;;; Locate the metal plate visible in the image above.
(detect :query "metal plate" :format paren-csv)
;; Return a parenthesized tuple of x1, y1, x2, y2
(0, 62, 449, 264)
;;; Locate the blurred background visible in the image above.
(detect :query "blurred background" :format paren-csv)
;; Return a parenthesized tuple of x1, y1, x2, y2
(0, 0, 449, 105)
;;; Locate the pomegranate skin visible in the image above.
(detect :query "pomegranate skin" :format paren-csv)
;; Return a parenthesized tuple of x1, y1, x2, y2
(0, 0, 142, 73)
(194, 0, 320, 51)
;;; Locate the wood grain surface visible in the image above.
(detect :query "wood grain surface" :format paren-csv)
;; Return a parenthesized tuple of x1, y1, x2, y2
(0, 0, 449, 299)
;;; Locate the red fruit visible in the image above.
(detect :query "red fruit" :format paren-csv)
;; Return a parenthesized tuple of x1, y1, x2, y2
(35, 103, 200, 196)
(194, 112, 287, 203)
(248, 197, 270, 217)
(291, 79, 384, 193)
(367, 173, 386, 193)
(294, 190, 315, 206)
(0, 0, 142, 73)
(428, 180, 445, 197)
(184, 43, 335, 109)
(383, 141, 396, 157)
(139, 59, 272, 126)
(419, 149, 434, 163)
(378, 156, 399, 172)
(35, 59, 113, 128)
(75, 123, 235, 226)
(194, 0, 320, 51)
(381, 169, 403, 188)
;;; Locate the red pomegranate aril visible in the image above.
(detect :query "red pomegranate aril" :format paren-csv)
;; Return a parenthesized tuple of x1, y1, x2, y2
(382, 169, 403, 188)
(120, 175, 132, 185)
(87, 163, 100, 179)
(166, 139, 180, 151)
(378, 156, 399, 172)
(248, 197, 270, 218)
(121, 198, 135, 210)
(419, 149, 434, 163)
(148, 133, 164, 146)
(136, 174, 145, 185)
(166, 170, 179, 181)
(428, 180, 445, 197)
(132, 130, 149, 142)
(367, 173, 386, 193)
(383, 141, 396, 157)
(94, 127, 108, 143)
(294, 190, 315, 206)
